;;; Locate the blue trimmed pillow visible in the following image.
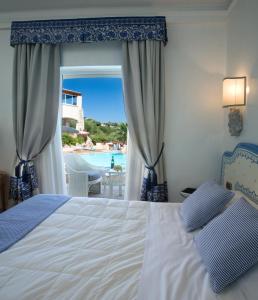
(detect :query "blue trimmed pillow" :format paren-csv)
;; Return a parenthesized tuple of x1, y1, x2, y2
(195, 198, 258, 293)
(180, 181, 234, 231)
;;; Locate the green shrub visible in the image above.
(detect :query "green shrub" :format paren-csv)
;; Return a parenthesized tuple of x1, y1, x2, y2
(62, 133, 77, 146)
(76, 135, 84, 144)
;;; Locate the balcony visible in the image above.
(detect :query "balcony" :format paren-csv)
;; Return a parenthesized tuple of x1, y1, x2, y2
(63, 151, 126, 200)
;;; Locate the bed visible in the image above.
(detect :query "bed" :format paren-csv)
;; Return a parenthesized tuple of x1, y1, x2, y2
(0, 143, 258, 300)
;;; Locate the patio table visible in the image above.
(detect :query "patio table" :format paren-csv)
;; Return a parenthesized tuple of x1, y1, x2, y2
(102, 170, 126, 197)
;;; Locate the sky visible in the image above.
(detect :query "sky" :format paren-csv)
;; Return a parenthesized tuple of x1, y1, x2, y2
(63, 77, 126, 123)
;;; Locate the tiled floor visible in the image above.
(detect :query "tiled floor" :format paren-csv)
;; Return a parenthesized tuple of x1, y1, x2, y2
(89, 185, 125, 200)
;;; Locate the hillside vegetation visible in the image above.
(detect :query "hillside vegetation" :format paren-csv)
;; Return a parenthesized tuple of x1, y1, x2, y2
(62, 118, 127, 146)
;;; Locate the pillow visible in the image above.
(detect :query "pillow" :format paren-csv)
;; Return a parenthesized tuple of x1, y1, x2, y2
(223, 190, 242, 209)
(224, 191, 258, 212)
(180, 181, 234, 231)
(194, 198, 258, 293)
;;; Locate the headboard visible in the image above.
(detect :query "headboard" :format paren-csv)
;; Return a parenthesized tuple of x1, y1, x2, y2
(221, 143, 258, 205)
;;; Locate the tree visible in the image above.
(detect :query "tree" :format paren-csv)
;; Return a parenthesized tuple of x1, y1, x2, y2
(84, 118, 127, 144)
(91, 132, 108, 143)
(113, 123, 128, 143)
(84, 119, 98, 134)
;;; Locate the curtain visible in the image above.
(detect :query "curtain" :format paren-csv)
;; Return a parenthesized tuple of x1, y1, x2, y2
(12, 43, 61, 201)
(122, 40, 168, 202)
(35, 111, 67, 194)
(124, 133, 145, 201)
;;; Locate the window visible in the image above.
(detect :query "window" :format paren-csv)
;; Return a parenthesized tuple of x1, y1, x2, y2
(62, 94, 77, 105)
(60, 66, 127, 200)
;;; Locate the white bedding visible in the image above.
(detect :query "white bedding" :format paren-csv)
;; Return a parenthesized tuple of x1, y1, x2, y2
(0, 197, 257, 300)
(0, 197, 149, 300)
(138, 203, 258, 300)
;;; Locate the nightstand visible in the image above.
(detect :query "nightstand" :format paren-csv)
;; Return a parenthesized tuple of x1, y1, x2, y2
(180, 187, 196, 198)
(0, 171, 9, 212)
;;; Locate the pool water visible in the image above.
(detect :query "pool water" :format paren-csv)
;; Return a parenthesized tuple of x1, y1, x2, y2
(81, 152, 127, 170)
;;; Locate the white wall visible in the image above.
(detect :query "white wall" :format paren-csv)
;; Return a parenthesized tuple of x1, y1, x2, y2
(222, 0, 258, 152)
(165, 22, 226, 201)
(62, 41, 122, 66)
(0, 13, 226, 202)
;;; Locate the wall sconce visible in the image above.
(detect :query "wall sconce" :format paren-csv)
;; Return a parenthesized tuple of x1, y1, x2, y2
(223, 77, 246, 136)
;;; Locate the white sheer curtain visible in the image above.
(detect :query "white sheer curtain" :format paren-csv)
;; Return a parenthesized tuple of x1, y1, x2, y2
(124, 133, 145, 200)
(35, 111, 67, 194)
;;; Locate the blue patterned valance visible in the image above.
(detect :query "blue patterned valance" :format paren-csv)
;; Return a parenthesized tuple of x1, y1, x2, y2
(10, 16, 167, 46)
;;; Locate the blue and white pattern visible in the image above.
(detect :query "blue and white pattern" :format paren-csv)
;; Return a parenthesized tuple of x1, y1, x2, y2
(194, 198, 258, 293)
(221, 143, 258, 179)
(180, 180, 234, 232)
(221, 143, 258, 204)
(10, 160, 39, 202)
(235, 182, 258, 204)
(140, 178, 168, 202)
(0, 194, 71, 253)
(10, 17, 167, 46)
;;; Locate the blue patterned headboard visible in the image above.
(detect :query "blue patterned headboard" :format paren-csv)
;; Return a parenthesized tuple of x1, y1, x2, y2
(221, 143, 258, 205)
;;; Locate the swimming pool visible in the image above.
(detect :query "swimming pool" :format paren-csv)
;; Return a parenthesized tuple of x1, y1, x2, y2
(81, 152, 127, 170)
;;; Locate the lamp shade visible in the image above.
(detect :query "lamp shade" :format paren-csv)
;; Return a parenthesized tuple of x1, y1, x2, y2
(223, 77, 246, 107)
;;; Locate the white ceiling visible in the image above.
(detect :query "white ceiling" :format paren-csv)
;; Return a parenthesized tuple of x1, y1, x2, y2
(0, 0, 234, 13)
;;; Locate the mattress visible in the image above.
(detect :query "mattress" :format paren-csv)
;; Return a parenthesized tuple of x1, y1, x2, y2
(0, 197, 257, 300)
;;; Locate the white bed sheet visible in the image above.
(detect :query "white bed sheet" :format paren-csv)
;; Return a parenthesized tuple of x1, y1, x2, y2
(0, 197, 149, 300)
(138, 202, 258, 300)
(0, 198, 258, 300)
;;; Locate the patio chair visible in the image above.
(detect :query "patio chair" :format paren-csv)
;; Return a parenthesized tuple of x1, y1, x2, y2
(64, 153, 107, 197)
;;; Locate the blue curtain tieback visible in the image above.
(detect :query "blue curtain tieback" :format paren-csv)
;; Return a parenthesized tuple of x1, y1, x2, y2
(15, 150, 32, 179)
(145, 142, 165, 191)
(15, 160, 30, 176)
(10, 152, 39, 202)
